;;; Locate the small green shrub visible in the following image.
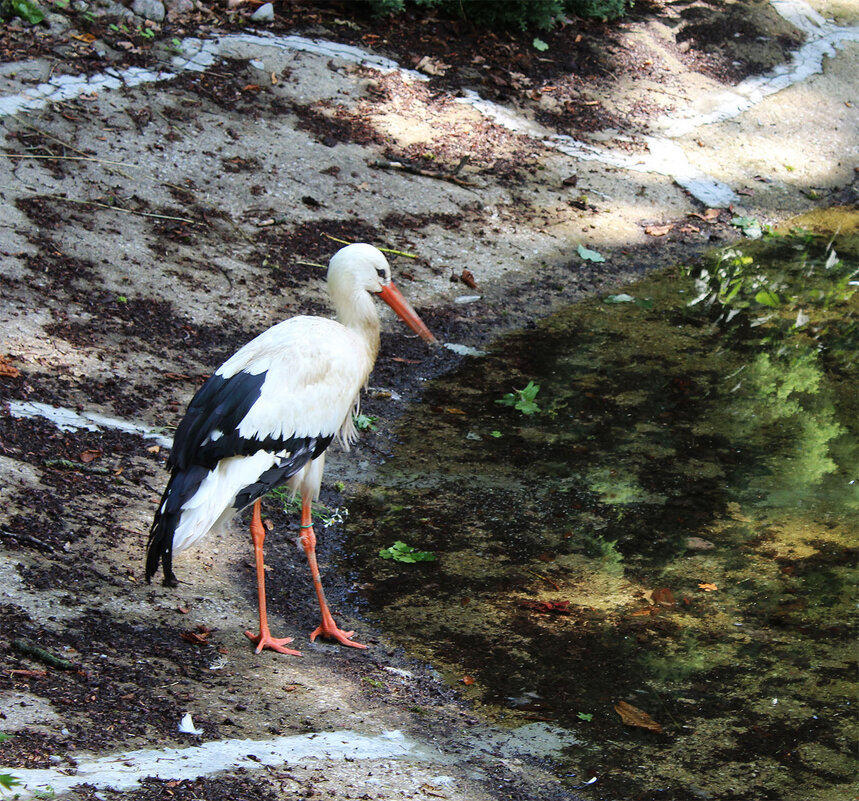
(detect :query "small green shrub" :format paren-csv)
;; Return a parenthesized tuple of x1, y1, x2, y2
(365, 0, 630, 28)
(0, 0, 45, 23)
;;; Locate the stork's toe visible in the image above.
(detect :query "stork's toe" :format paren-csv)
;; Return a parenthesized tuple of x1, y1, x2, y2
(245, 629, 302, 656)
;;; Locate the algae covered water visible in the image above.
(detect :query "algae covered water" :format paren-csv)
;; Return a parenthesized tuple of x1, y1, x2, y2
(347, 217, 858, 801)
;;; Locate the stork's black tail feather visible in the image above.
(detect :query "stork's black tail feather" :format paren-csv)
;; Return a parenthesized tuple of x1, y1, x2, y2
(146, 465, 208, 586)
(146, 478, 179, 587)
(145, 439, 332, 586)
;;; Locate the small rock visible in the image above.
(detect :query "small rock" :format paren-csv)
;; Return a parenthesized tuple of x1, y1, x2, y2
(686, 536, 715, 550)
(165, 0, 195, 21)
(132, 0, 165, 22)
(251, 2, 274, 22)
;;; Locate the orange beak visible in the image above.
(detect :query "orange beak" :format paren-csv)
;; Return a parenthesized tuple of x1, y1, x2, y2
(378, 281, 436, 343)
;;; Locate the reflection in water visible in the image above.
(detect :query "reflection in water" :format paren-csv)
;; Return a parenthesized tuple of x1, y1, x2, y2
(347, 219, 857, 800)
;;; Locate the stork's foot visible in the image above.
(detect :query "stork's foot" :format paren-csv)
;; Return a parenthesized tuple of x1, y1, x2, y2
(310, 622, 368, 649)
(245, 628, 302, 656)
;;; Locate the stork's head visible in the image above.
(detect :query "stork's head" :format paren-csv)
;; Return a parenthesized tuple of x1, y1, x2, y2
(328, 243, 436, 343)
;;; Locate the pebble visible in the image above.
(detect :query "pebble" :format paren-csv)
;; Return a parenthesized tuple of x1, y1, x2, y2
(166, 0, 195, 20)
(251, 2, 274, 22)
(132, 0, 165, 22)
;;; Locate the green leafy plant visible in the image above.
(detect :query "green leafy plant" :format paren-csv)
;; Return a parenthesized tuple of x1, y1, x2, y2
(730, 215, 765, 239)
(268, 485, 301, 515)
(533, 37, 549, 51)
(353, 413, 378, 431)
(1, 0, 45, 23)
(496, 380, 541, 415)
(379, 540, 435, 563)
(754, 289, 780, 307)
(577, 712, 594, 721)
(366, 0, 630, 29)
(581, 533, 624, 568)
(0, 773, 22, 792)
(267, 487, 345, 527)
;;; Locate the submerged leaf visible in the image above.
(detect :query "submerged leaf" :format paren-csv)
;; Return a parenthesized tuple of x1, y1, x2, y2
(520, 600, 571, 614)
(614, 700, 663, 733)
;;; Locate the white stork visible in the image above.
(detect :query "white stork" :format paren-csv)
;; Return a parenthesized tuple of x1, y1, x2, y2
(146, 243, 435, 654)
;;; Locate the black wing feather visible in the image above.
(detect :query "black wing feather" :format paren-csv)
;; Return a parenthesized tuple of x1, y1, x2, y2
(170, 371, 267, 471)
(146, 369, 336, 585)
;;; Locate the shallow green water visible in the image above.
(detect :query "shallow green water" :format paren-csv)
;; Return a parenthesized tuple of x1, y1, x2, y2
(348, 218, 858, 800)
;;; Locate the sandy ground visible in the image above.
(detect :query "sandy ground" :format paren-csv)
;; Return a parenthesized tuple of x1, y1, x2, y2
(0, 0, 856, 799)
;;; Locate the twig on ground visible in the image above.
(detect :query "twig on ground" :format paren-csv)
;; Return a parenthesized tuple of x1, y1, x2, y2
(0, 529, 56, 553)
(370, 157, 476, 187)
(12, 639, 76, 671)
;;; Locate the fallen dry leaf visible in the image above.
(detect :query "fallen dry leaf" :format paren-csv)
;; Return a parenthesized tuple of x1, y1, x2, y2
(460, 269, 478, 289)
(614, 700, 663, 733)
(520, 600, 571, 615)
(689, 208, 721, 222)
(462, 675, 475, 685)
(0, 355, 21, 378)
(79, 449, 102, 463)
(181, 625, 212, 645)
(698, 582, 719, 592)
(415, 55, 450, 76)
(645, 223, 674, 237)
(651, 587, 675, 607)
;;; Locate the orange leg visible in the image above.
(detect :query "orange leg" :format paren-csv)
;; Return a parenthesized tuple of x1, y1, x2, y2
(300, 497, 367, 649)
(244, 499, 302, 656)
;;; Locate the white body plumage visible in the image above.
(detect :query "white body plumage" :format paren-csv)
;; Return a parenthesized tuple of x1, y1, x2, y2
(168, 316, 372, 554)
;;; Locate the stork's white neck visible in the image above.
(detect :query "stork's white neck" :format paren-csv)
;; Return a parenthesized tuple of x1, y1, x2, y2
(329, 278, 381, 366)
